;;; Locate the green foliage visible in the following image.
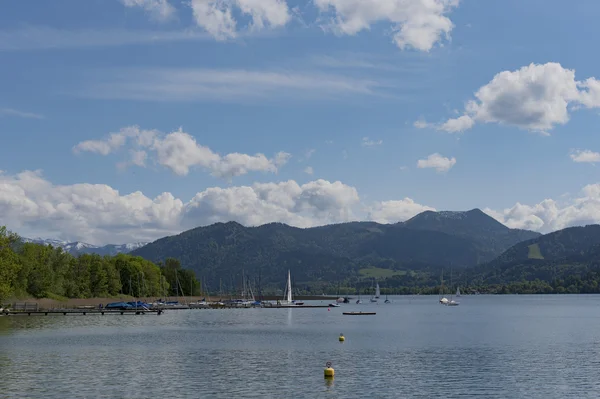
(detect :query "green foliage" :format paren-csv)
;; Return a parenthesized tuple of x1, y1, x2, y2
(527, 243, 544, 259)
(0, 226, 22, 302)
(0, 226, 199, 302)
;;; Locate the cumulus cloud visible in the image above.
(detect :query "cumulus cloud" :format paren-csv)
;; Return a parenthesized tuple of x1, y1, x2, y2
(190, 0, 290, 40)
(5, 170, 600, 245)
(121, 0, 176, 21)
(73, 125, 290, 179)
(367, 198, 435, 224)
(570, 149, 600, 164)
(361, 137, 383, 147)
(314, 0, 459, 51)
(484, 184, 600, 233)
(417, 62, 600, 134)
(0, 170, 360, 245)
(416, 153, 456, 172)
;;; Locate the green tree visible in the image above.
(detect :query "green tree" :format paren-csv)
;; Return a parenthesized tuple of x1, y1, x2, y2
(0, 226, 22, 302)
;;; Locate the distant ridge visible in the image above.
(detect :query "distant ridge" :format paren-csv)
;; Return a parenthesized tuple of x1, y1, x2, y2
(130, 209, 541, 288)
(21, 237, 147, 256)
(471, 224, 600, 289)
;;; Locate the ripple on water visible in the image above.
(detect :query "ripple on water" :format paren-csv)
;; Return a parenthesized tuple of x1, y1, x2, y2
(2, 296, 600, 398)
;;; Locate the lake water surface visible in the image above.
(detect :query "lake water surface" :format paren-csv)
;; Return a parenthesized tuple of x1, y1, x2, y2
(2, 295, 600, 398)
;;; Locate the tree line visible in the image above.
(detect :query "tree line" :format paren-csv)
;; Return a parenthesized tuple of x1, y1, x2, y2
(0, 226, 199, 303)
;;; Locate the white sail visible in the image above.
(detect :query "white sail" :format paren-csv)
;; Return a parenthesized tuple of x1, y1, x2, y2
(375, 283, 380, 298)
(456, 287, 461, 297)
(284, 270, 293, 303)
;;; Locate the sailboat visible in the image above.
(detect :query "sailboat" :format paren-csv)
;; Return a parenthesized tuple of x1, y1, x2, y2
(356, 286, 362, 304)
(281, 270, 304, 306)
(384, 294, 390, 304)
(456, 287, 461, 297)
(282, 270, 294, 305)
(375, 283, 380, 299)
(370, 279, 378, 303)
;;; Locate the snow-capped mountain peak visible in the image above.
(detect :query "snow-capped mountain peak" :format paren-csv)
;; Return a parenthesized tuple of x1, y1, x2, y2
(21, 237, 148, 256)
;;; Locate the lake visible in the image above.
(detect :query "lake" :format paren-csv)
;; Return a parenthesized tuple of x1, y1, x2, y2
(1, 295, 600, 398)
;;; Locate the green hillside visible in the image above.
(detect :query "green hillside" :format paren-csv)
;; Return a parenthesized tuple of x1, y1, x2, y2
(131, 209, 541, 291)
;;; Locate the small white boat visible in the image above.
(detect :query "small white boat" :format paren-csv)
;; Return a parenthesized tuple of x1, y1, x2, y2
(329, 303, 341, 307)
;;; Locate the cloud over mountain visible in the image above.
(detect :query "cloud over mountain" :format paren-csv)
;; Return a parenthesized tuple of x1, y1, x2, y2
(4, 169, 600, 245)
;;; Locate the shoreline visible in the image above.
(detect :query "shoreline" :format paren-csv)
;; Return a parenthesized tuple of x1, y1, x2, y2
(6, 295, 342, 309)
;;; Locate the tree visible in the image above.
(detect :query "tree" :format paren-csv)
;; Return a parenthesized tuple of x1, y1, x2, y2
(0, 226, 21, 302)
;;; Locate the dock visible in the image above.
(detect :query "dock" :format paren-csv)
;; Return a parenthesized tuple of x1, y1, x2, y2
(7, 309, 163, 316)
(5, 302, 162, 316)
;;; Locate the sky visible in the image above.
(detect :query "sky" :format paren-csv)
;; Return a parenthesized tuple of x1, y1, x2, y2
(2, 0, 600, 245)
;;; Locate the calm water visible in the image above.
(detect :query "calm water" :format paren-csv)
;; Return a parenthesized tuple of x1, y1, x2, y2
(2, 295, 600, 398)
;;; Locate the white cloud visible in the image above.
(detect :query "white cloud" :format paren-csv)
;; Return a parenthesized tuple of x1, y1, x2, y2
(438, 115, 474, 133)
(73, 125, 290, 179)
(304, 166, 314, 175)
(367, 198, 435, 224)
(0, 26, 210, 51)
(416, 153, 456, 172)
(0, 108, 44, 119)
(83, 67, 388, 103)
(484, 184, 600, 233)
(413, 120, 430, 129)
(305, 149, 316, 159)
(121, 0, 176, 21)
(190, 0, 290, 40)
(420, 62, 600, 134)
(0, 171, 359, 245)
(6, 171, 600, 245)
(314, 0, 459, 52)
(361, 137, 383, 147)
(73, 130, 130, 155)
(570, 149, 600, 164)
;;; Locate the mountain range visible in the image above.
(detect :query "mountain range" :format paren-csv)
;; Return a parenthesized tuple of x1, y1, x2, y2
(21, 237, 147, 256)
(27, 208, 600, 294)
(129, 208, 542, 290)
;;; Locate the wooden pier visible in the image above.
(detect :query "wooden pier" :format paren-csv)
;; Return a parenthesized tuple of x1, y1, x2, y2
(7, 309, 163, 316)
(6, 303, 162, 316)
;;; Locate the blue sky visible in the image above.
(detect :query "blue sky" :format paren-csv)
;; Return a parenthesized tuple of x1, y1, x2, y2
(2, 0, 600, 244)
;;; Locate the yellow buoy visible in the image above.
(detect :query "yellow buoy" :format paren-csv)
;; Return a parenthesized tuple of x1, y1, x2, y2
(339, 333, 345, 342)
(324, 362, 334, 378)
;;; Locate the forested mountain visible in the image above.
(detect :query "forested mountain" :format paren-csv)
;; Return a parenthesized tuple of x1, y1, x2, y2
(403, 209, 540, 257)
(467, 225, 600, 293)
(130, 209, 540, 290)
